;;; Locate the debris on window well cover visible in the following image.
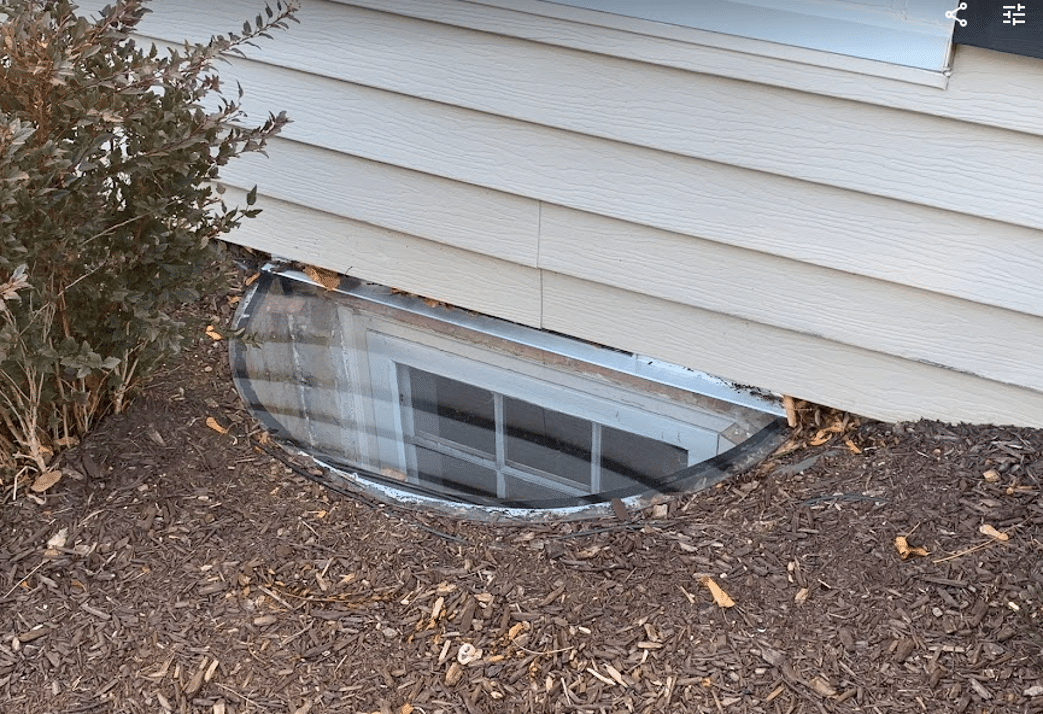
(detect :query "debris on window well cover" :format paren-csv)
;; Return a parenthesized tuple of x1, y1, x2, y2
(229, 266, 786, 518)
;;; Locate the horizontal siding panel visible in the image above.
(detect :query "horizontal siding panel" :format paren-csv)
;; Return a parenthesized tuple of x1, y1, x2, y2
(222, 139, 540, 267)
(205, 60, 1043, 319)
(221, 188, 543, 327)
(542, 273, 1043, 427)
(322, 1, 1043, 135)
(139, 2, 1043, 229)
(137, 2, 1043, 136)
(539, 206, 1043, 394)
(139, 1, 1043, 427)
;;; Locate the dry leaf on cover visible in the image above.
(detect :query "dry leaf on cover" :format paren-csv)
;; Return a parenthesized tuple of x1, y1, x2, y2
(303, 265, 340, 291)
(895, 536, 928, 559)
(380, 467, 407, 481)
(809, 425, 845, 446)
(979, 524, 1009, 541)
(982, 469, 1001, 483)
(699, 576, 735, 608)
(808, 430, 832, 446)
(205, 325, 223, 341)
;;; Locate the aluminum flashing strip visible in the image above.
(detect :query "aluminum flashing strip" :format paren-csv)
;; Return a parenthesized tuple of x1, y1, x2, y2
(456, 0, 955, 83)
(335, 0, 951, 87)
(531, 0, 956, 70)
(281, 267, 784, 417)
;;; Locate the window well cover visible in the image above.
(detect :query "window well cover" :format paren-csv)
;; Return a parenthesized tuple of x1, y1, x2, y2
(230, 267, 785, 515)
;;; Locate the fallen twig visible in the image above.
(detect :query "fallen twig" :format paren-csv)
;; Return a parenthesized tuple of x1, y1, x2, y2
(3, 559, 46, 599)
(933, 540, 999, 564)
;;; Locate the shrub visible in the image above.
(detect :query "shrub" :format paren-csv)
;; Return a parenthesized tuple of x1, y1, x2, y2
(0, 0, 297, 485)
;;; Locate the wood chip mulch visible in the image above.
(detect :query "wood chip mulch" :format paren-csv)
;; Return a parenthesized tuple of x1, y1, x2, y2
(3, 333, 1043, 714)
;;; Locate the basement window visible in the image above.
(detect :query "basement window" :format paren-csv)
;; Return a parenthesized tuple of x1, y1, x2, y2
(230, 266, 785, 518)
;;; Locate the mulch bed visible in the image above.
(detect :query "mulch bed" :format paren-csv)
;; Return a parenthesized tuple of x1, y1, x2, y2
(3, 301, 1042, 713)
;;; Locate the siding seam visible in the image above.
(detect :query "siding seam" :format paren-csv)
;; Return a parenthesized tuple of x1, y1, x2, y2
(538, 200, 545, 329)
(220, 132, 1043, 321)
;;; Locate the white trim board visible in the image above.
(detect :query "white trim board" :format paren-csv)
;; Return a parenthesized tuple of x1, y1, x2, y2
(469, 0, 955, 71)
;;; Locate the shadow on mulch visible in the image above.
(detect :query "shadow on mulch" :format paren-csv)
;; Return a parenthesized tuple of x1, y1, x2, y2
(3, 297, 1043, 714)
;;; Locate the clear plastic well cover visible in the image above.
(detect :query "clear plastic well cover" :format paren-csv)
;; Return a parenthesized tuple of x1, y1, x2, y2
(230, 268, 783, 511)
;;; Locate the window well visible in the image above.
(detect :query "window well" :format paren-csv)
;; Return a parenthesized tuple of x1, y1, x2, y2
(230, 266, 786, 518)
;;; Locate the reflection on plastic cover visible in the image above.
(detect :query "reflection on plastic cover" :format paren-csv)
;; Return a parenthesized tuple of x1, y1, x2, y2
(229, 267, 785, 512)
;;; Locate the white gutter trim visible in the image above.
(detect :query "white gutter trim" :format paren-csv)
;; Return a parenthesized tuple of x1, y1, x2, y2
(334, 0, 952, 89)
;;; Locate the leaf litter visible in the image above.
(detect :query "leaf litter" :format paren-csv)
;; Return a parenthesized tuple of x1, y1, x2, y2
(2, 300, 1043, 713)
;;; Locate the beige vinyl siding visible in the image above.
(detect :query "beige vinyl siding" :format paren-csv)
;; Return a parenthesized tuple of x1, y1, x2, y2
(213, 76, 1043, 317)
(139, 1, 1043, 426)
(145, 0, 1043, 135)
(146, 5, 1043, 230)
(541, 274, 1043, 430)
(224, 145, 540, 267)
(538, 206, 1043, 394)
(220, 187, 544, 327)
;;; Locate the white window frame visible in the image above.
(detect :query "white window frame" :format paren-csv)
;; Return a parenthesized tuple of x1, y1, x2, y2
(366, 331, 719, 500)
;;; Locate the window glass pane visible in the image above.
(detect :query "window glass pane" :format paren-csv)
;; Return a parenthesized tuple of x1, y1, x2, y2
(504, 397, 591, 486)
(415, 447, 498, 499)
(601, 426, 688, 491)
(505, 474, 576, 502)
(406, 367, 495, 454)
